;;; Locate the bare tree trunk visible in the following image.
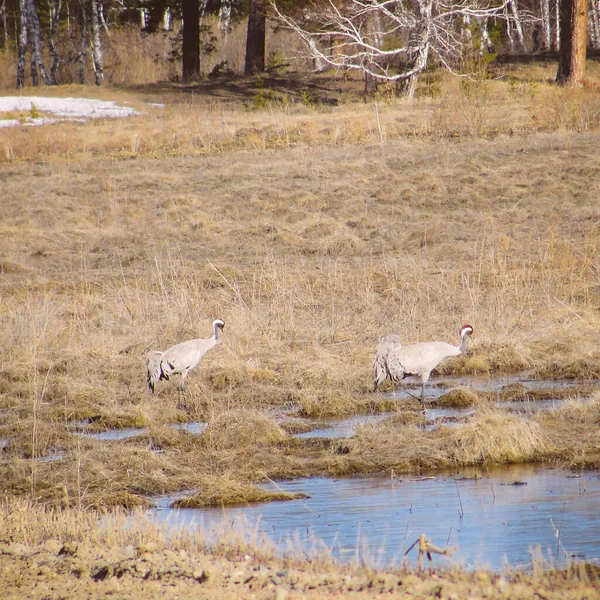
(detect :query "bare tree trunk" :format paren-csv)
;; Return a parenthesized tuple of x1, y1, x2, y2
(1, 0, 8, 49)
(163, 7, 171, 31)
(541, 0, 552, 49)
(30, 43, 38, 85)
(28, 0, 49, 84)
(509, 0, 526, 50)
(557, 0, 588, 85)
(398, 0, 432, 98)
(309, 38, 327, 71)
(48, 0, 61, 84)
(17, 0, 28, 88)
(589, 0, 600, 48)
(90, 0, 103, 84)
(476, 17, 494, 53)
(218, 0, 231, 40)
(364, 9, 383, 94)
(555, 0, 561, 49)
(182, 0, 200, 79)
(79, 0, 88, 84)
(245, 0, 266, 74)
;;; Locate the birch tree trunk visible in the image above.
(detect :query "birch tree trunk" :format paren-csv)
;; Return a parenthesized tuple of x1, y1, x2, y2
(589, 0, 600, 48)
(398, 0, 432, 99)
(48, 0, 61, 84)
(1, 0, 8, 49)
(90, 0, 104, 84)
(555, 0, 561, 49)
(79, 0, 88, 84)
(17, 0, 28, 88)
(540, 0, 552, 49)
(28, 0, 50, 84)
(556, 0, 588, 85)
(218, 0, 231, 40)
(509, 0, 526, 50)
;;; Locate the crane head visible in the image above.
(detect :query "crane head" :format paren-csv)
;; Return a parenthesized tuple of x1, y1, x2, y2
(460, 324, 473, 338)
(214, 318, 225, 330)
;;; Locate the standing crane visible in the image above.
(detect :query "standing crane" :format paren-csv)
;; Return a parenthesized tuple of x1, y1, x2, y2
(147, 318, 225, 396)
(372, 325, 473, 412)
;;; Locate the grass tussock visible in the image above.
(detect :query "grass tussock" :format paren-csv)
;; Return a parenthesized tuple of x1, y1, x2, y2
(446, 408, 548, 464)
(347, 407, 550, 472)
(432, 387, 479, 408)
(170, 473, 310, 508)
(199, 410, 288, 450)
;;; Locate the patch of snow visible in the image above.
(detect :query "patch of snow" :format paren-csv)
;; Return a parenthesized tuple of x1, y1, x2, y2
(0, 96, 141, 128)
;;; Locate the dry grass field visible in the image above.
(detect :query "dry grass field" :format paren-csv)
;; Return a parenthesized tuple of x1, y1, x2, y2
(1, 53, 600, 597)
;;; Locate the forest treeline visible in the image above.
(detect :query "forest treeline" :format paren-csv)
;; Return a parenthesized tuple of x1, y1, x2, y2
(0, 0, 595, 91)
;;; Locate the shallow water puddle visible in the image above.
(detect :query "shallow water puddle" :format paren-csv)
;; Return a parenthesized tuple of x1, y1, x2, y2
(392, 374, 598, 401)
(148, 464, 600, 571)
(73, 422, 207, 441)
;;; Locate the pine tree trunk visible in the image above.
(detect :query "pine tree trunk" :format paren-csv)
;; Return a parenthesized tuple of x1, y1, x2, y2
(244, 0, 266, 75)
(79, 0, 88, 84)
(182, 0, 200, 80)
(28, 0, 50, 84)
(48, 0, 61, 84)
(17, 0, 28, 88)
(556, 0, 588, 85)
(90, 0, 104, 84)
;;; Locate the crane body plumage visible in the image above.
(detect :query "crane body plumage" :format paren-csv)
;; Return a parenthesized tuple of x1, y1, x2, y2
(373, 325, 473, 411)
(147, 318, 225, 394)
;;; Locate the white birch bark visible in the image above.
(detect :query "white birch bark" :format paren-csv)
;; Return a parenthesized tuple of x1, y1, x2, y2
(17, 0, 29, 88)
(1, 0, 8, 49)
(90, 0, 104, 84)
(554, 0, 560, 49)
(218, 0, 231, 39)
(589, 0, 600, 48)
(509, 0, 525, 50)
(309, 38, 327, 71)
(48, 0, 61, 84)
(79, 0, 88, 84)
(540, 0, 551, 49)
(28, 0, 49, 84)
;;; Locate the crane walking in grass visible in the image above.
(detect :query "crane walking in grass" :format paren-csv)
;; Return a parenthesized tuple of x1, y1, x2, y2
(147, 318, 225, 396)
(373, 325, 473, 413)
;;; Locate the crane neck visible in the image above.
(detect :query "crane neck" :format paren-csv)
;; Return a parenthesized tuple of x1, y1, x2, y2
(458, 332, 470, 354)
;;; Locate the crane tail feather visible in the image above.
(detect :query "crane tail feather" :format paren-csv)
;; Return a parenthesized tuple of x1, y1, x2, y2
(146, 350, 163, 394)
(372, 353, 389, 392)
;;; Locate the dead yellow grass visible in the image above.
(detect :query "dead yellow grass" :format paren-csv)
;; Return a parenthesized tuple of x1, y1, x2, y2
(0, 59, 599, 507)
(0, 498, 598, 599)
(447, 408, 547, 464)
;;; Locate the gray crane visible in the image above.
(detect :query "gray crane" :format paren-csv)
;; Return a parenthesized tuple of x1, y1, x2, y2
(372, 324, 473, 412)
(147, 318, 225, 395)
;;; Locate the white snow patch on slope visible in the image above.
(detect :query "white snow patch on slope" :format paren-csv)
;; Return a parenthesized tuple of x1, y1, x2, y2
(0, 96, 141, 127)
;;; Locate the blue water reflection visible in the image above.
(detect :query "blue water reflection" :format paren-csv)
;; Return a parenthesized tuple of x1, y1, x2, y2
(148, 464, 600, 571)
